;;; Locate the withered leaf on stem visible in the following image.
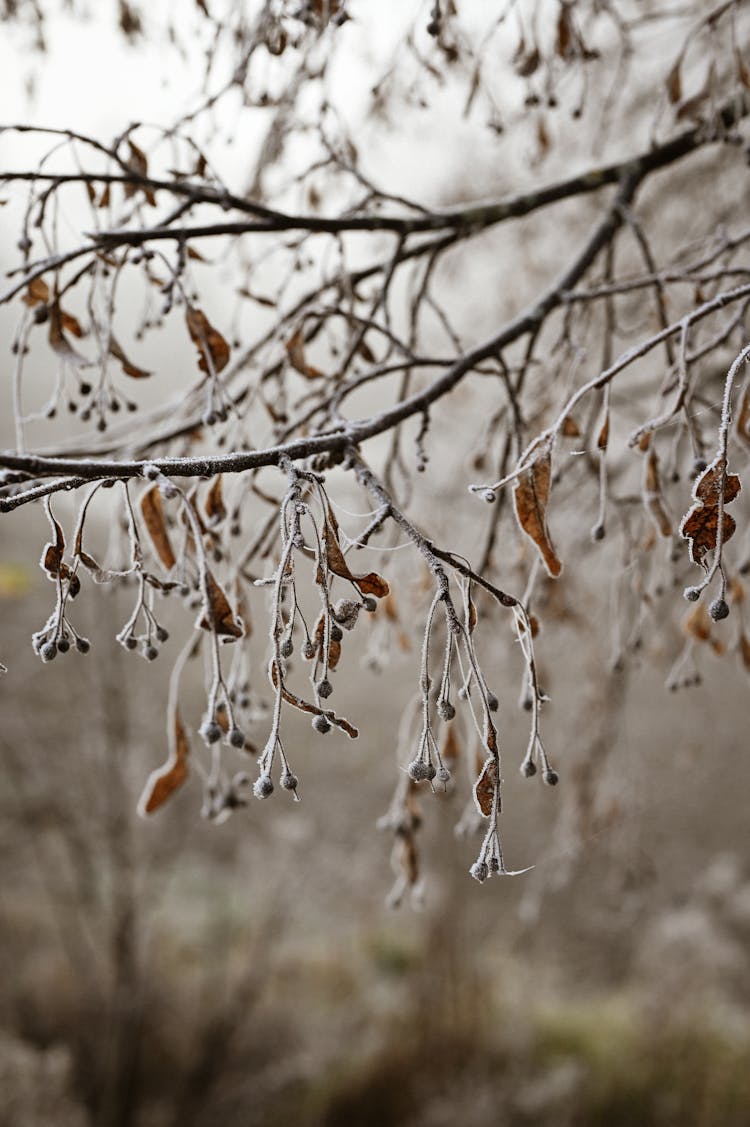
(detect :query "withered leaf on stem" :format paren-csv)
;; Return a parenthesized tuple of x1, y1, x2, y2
(679, 455, 741, 567)
(513, 439, 562, 578)
(138, 710, 190, 816)
(473, 757, 498, 818)
(665, 59, 682, 104)
(322, 513, 389, 599)
(140, 484, 177, 571)
(199, 569, 243, 639)
(22, 278, 50, 307)
(643, 449, 672, 538)
(204, 474, 226, 524)
(40, 511, 65, 576)
(108, 335, 151, 379)
(285, 328, 324, 380)
(124, 140, 157, 206)
(48, 302, 90, 368)
(185, 307, 230, 375)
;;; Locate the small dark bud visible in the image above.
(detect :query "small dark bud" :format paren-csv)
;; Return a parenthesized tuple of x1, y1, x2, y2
(487, 692, 499, 712)
(362, 596, 377, 612)
(281, 769, 298, 792)
(591, 523, 606, 542)
(302, 640, 317, 660)
(436, 765, 451, 784)
(438, 699, 455, 721)
(470, 860, 489, 883)
(40, 640, 57, 662)
(709, 598, 730, 621)
(481, 488, 496, 504)
(684, 586, 702, 602)
(407, 759, 433, 782)
(57, 637, 70, 654)
(228, 726, 246, 749)
(143, 644, 159, 661)
(75, 636, 90, 654)
(253, 774, 274, 799)
(330, 623, 343, 642)
(280, 636, 294, 658)
(317, 678, 333, 699)
(543, 768, 559, 786)
(521, 760, 537, 778)
(200, 719, 222, 745)
(313, 714, 331, 734)
(155, 625, 169, 643)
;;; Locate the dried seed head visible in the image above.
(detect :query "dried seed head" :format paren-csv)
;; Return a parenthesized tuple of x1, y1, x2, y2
(333, 599, 360, 630)
(362, 596, 377, 612)
(438, 698, 455, 721)
(40, 640, 57, 663)
(228, 726, 246, 749)
(709, 598, 730, 622)
(313, 714, 331, 734)
(317, 677, 333, 699)
(591, 523, 606, 542)
(543, 768, 559, 786)
(521, 760, 537, 778)
(200, 719, 223, 745)
(253, 773, 274, 799)
(487, 691, 499, 712)
(57, 637, 70, 654)
(155, 625, 169, 643)
(684, 585, 702, 602)
(330, 623, 343, 642)
(407, 759, 434, 782)
(302, 640, 317, 660)
(75, 636, 90, 654)
(481, 488, 496, 504)
(281, 769, 299, 792)
(280, 636, 294, 658)
(122, 634, 138, 651)
(143, 644, 159, 662)
(470, 860, 489, 883)
(436, 765, 451, 785)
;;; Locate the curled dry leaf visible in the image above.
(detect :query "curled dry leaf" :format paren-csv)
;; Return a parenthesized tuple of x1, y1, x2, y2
(513, 439, 562, 578)
(22, 278, 50, 307)
(140, 485, 177, 571)
(285, 328, 324, 380)
(124, 140, 157, 206)
(322, 510, 389, 599)
(40, 511, 65, 576)
(48, 302, 90, 368)
(204, 474, 226, 525)
(199, 569, 243, 639)
(138, 710, 190, 815)
(643, 448, 672, 538)
(185, 307, 230, 375)
(473, 756, 498, 818)
(109, 335, 151, 379)
(679, 455, 741, 567)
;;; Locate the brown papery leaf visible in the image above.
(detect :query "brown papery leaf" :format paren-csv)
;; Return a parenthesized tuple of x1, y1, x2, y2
(186, 307, 230, 375)
(513, 440, 562, 578)
(124, 141, 157, 206)
(109, 335, 151, 379)
(736, 388, 750, 446)
(138, 711, 190, 815)
(561, 415, 581, 438)
(679, 455, 741, 566)
(22, 278, 50, 307)
(204, 475, 226, 524)
(665, 59, 682, 103)
(643, 449, 672, 538)
(739, 633, 750, 673)
(322, 517, 389, 598)
(140, 485, 176, 571)
(199, 569, 243, 639)
(684, 603, 712, 643)
(48, 303, 90, 368)
(40, 508, 65, 578)
(441, 724, 461, 768)
(473, 757, 498, 818)
(285, 328, 324, 380)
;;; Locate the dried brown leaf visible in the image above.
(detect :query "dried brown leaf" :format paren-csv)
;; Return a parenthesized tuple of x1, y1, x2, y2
(204, 475, 226, 524)
(473, 757, 498, 818)
(140, 485, 176, 571)
(285, 328, 324, 380)
(199, 569, 243, 638)
(48, 302, 90, 368)
(679, 456, 741, 566)
(561, 415, 581, 438)
(138, 711, 190, 815)
(22, 278, 50, 307)
(643, 449, 672, 538)
(513, 441, 562, 578)
(665, 59, 682, 103)
(109, 335, 151, 379)
(322, 516, 389, 598)
(185, 307, 230, 375)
